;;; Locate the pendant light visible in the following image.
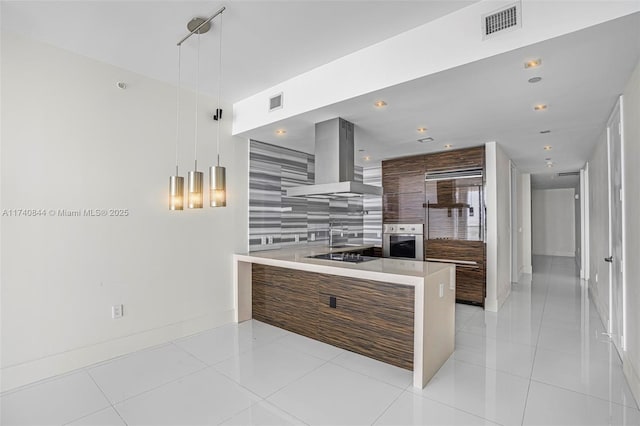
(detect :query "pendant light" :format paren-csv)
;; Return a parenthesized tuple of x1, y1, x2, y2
(187, 31, 204, 209)
(171, 6, 226, 211)
(169, 45, 184, 210)
(210, 12, 226, 207)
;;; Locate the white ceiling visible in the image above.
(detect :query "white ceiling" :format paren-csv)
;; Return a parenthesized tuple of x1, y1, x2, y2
(2, 2, 639, 190)
(0, 0, 477, 102)
(241, 12, 640, 184)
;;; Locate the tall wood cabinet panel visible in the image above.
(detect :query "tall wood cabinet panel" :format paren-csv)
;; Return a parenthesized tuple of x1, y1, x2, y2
(382, 155, 425, 224)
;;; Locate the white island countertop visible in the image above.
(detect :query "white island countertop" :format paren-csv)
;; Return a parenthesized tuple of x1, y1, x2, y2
(234, 245, 451, 287)
(233, 245, 456, 389)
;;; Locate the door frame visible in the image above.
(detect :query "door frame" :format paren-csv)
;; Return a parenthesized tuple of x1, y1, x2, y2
(606, 96, 626, 355)
(580, 164, 590, 281)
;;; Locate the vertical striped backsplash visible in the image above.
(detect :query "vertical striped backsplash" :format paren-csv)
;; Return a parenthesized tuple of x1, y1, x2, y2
(249, 140, 382, 251)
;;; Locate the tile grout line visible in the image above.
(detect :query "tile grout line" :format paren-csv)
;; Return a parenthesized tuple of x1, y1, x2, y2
(83, 370, 129, 426)
(520, 256, 552, 425)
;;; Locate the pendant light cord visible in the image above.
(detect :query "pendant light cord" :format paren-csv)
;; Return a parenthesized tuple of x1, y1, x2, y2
(193, 33, 200, 170)
(175, 45, 182, 175)
(216, 14, 223, 166)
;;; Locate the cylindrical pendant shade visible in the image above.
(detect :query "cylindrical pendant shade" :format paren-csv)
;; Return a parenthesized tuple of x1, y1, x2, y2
(209, 165, 226, 207)
(169, 175, 184, 210)
(187, 170, 204, 208)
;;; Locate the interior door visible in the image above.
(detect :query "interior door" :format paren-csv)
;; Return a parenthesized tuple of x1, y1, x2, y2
(607, 97, 624, 357)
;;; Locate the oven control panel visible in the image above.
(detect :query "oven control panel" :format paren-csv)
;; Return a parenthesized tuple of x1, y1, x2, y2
(383, 223, 424, 235)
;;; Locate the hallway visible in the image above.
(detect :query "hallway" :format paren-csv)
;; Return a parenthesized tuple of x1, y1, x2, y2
(1, 256, 639, 425)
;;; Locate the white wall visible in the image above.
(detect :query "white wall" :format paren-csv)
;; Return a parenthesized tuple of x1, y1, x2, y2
(485, 142, 512, 311)
(531, 188, 576, 257)
(621, 60, 640, 408)
(586, 60, 640, 408)
(0, 33, 248, 391)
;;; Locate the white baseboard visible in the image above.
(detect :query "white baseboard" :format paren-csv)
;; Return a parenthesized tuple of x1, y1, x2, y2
(485, 297, 498, 312)
(0, 309, 234, 393)
(623, 353, 640, 409)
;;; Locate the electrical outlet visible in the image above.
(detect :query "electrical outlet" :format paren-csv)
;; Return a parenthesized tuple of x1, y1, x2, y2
(439, 283, 444, 298)
(595, 273, 598, 283)
(310, 233, 316, 241)
(111, 304, 124, 319)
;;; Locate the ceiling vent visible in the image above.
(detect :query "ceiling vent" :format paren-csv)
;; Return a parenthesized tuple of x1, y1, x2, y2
(269, 93, 283, 112)
(417, 137, 435, 143)
(482, 3, 521, 39)
(557, 171, 580, 177)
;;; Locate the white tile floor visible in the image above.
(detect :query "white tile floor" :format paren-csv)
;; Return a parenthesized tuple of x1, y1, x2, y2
(2, 256, 639, 425)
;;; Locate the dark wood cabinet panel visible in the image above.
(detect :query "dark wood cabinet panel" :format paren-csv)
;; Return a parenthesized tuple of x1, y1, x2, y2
(455, 266, 486, 306)
(318, 278, 414, 370)
(425, 239, 485, 306)
(425, 239, 484, 263)
(251, 264, 415, 370)
(424, 146, 485, 172)
(252, 264, 319, 339)
(382, 155, 425, 175)
(383, 192, 426, 223)
(382, 155, 425, 194)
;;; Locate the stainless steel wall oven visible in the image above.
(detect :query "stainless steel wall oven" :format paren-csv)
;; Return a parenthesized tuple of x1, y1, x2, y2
(383, 223, 424, 260)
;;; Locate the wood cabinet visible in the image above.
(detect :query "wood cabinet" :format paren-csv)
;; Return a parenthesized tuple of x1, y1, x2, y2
(318, 278, 414, 370)
(424, 146, 485, 172)
(382, 146, 487, 307)
(251, 264, 415, 370)
(425, 239, 486, 306)
(382, 155, 425, 224)
(252, 265, 318, 339)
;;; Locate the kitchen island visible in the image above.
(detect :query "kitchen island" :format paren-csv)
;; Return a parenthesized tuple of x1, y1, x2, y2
(233, 245, 455, 389)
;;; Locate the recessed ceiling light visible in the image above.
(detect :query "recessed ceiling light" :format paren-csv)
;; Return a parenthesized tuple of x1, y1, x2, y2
(524, 58, 542, 69)
(543, 145, 552, 151)
(444, 144, 453, 149)
(546, 163, 554, 168)
(528, 76, 542, 83)
(275, 129, 286, 135)
(540, 130, 551, 134)
(418, 137, 434, 143)
(534, 104, 547, 111)
(417, 127, 427, 133)
(363, 156, 371, 161)
(374, 100, 387, 108)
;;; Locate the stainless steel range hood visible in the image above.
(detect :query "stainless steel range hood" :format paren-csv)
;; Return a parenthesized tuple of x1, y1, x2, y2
(286, 118, 383, 198)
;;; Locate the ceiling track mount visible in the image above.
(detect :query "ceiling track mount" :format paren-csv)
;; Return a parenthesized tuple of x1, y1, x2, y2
(177, 6, 225, 46)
